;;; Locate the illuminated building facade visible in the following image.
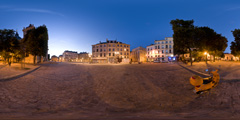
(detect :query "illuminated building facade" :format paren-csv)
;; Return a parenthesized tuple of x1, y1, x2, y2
(62, 50, 78, 62)
(78, 52, 90, 62)
(92, 39, 130, 63)
(130, 47, 147, 63)
(146, 37, 174, 62)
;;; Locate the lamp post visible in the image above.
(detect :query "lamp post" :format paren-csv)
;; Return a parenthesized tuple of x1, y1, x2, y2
(204, 52, 208, 64)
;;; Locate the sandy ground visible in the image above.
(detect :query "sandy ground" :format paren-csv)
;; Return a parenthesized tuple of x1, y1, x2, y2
(0, 62, 239, 119)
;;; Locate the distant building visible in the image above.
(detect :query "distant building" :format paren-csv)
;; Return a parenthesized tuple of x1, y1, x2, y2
(59, 55, 63, 62)
(51, 55, 58, 62)
(146, 37, 174, 62)
(223, 53, 239, 61)
(130, 47, 147, 63)
(78, 52, 90, 62)
(62, 50, 78, 62)
(92, 39, 130, 63)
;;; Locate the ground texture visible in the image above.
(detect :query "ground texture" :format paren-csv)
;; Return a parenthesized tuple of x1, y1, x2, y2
(0, 62, 240, 119)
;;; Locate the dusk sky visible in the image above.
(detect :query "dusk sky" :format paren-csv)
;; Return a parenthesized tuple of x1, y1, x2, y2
(0, 0, 240, 56)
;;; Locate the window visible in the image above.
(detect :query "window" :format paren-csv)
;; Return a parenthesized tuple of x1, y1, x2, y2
(148, 48, 149, 51)
(124, 45, 126, 47)
(169, 45, 172, 48)
(166, 50, 168, 53)
(113, 53, 115, 56)
(155, 46, 157, 49)
(113, 48, 115, 51)
(113, 45, 115, 47)
(162, 55, 164, 57)
(93, 46, 95, 48)
(104, 49, 106, 52)
(120, 48, 122, 51)
(100, 49, 102, 52)
(162, 41, 164, 44)
(109, 49, 111, 51)
(109, 53, 111, 56)
(120, 52, 122, 55)
(109, 45, 111, 47)
(124, 53, 126, 55)
(162, 45, 164, 49)
(104, 45, 106, 47)
(96, 49, 99, 52)
(158, 45, 160, 49)
(100, 45, 102, 47)
(166, 41, 168, 44)
(151, 47, 152, 50)
(120, 45, 122, 47)
(158, 42, 160, 44)
(127, 49, 129, 51)
(100, 53, 102, 57)
(117, 44, 119, 47)
(169, 49, 172, 53)
(117, 48, 119, 51)
(169, 41, 172, 43)
(127, 53, 129, 55)
(162, 50, 164, 53)
(166, 45, 168, 48)
(104, 53, 106, 57)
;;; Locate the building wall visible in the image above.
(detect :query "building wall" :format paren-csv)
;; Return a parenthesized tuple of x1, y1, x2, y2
(92, 39, 130, 63)
(51, 56, 58, 62)
(78, 53, 90, 62)
(130, 47, 147, 62)
(63, 51, 78, 62)
(224, 54, 239, 61)
(146, 37, 174, 62)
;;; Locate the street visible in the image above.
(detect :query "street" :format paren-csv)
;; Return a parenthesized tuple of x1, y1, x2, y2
(0, 62, 239, 119)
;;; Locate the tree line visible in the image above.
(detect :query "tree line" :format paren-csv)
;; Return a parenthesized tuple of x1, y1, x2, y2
(170, 19, 230, 66)
(0, 25, 48, 65)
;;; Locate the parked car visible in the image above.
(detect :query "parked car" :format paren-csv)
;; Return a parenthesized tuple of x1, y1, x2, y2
(153, 60, 160, 63)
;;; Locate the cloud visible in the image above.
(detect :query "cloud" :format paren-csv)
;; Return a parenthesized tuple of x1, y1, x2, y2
(0, 6, 64, 17)
(225, 6, 240, 11)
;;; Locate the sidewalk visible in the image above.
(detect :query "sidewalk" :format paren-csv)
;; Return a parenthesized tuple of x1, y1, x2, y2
(0, 63, 40, 81)
(178, 61, 240, 80)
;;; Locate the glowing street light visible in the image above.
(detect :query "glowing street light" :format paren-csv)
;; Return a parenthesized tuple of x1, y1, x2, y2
(204, 52, 208, 64)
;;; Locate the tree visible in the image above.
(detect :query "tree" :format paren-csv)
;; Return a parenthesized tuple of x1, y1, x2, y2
(0, 29, 20, 65)
(23, 25, 48, 64)
(230, 29, 240, 58)
(170, 19, 195, 66)
(195, 27, 227, 62)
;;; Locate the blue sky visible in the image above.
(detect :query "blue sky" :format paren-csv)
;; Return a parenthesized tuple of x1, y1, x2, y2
(0, 0, 240, 56)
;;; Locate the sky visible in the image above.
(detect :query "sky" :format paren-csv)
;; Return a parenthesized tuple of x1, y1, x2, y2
(0, 0, 240, 56)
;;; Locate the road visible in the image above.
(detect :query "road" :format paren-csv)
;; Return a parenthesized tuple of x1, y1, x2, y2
(0, 62, 239, 119)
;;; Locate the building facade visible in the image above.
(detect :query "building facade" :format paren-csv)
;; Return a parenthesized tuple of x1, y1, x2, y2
(92, 39, 130, 63)
(62, 50, 78, 62)
(223, 53, 239, 61)
(78, 52, 90, 62)
(130, 47, 147, 63)
(147, 37, 174, 62)
(51, 55, 58, 62)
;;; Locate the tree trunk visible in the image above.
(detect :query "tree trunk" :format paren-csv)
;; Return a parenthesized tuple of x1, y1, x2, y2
(189, 48, 192, 66)
(213, 51, 216, 62)
(33, 55, 36, 65)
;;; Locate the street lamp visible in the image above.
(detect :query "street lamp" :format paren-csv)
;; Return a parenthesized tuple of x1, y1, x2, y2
(204, 52, 208, 64)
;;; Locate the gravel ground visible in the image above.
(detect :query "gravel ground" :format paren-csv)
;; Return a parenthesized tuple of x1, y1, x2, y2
(0, 62, 239, 119)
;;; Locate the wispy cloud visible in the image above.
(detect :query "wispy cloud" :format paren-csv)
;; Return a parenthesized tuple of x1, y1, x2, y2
(225, 6, 240, 11)
(0, 6, 64, 17)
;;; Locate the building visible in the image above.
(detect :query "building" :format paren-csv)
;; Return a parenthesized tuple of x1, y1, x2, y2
(51, 55, 58, 62)
(59, 55, 63, 62)
(92, 39, 130, 63)
(147, 37, 174, 62)
(78, 52, 90, 62)
(130, 47, 147, 63)
(62, 50, 78, 62)
(223, 53, 239, 61)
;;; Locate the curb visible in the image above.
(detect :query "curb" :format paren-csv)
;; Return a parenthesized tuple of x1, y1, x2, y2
(177, 63, 211, 77)
(0, 66, 41, 82)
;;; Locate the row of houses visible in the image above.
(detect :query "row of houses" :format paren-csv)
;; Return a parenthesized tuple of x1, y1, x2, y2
(51, 37, 239, 64)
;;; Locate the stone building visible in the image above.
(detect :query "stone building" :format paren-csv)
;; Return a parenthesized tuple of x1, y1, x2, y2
(130, 47, 147, 63)
(59, 55, 63, 62)
(223, 53, 239, 61)
(62, 50, 78, 62)
(92, 39, 130, 63)
(146, 37, 174, 62)
(51, 55, 58, 62)
(78, 52, 90, 62)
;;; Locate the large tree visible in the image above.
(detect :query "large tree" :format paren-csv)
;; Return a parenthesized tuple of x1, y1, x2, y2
(230, 29, 240, 58)
(170, 19, 195, 66)
(195, 27, 227, 62)
(0, 29, 20, 65)
(23, 25, 48, 64)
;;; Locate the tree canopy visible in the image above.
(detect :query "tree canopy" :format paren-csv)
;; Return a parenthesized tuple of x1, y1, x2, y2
(230, 29, 240, 57)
